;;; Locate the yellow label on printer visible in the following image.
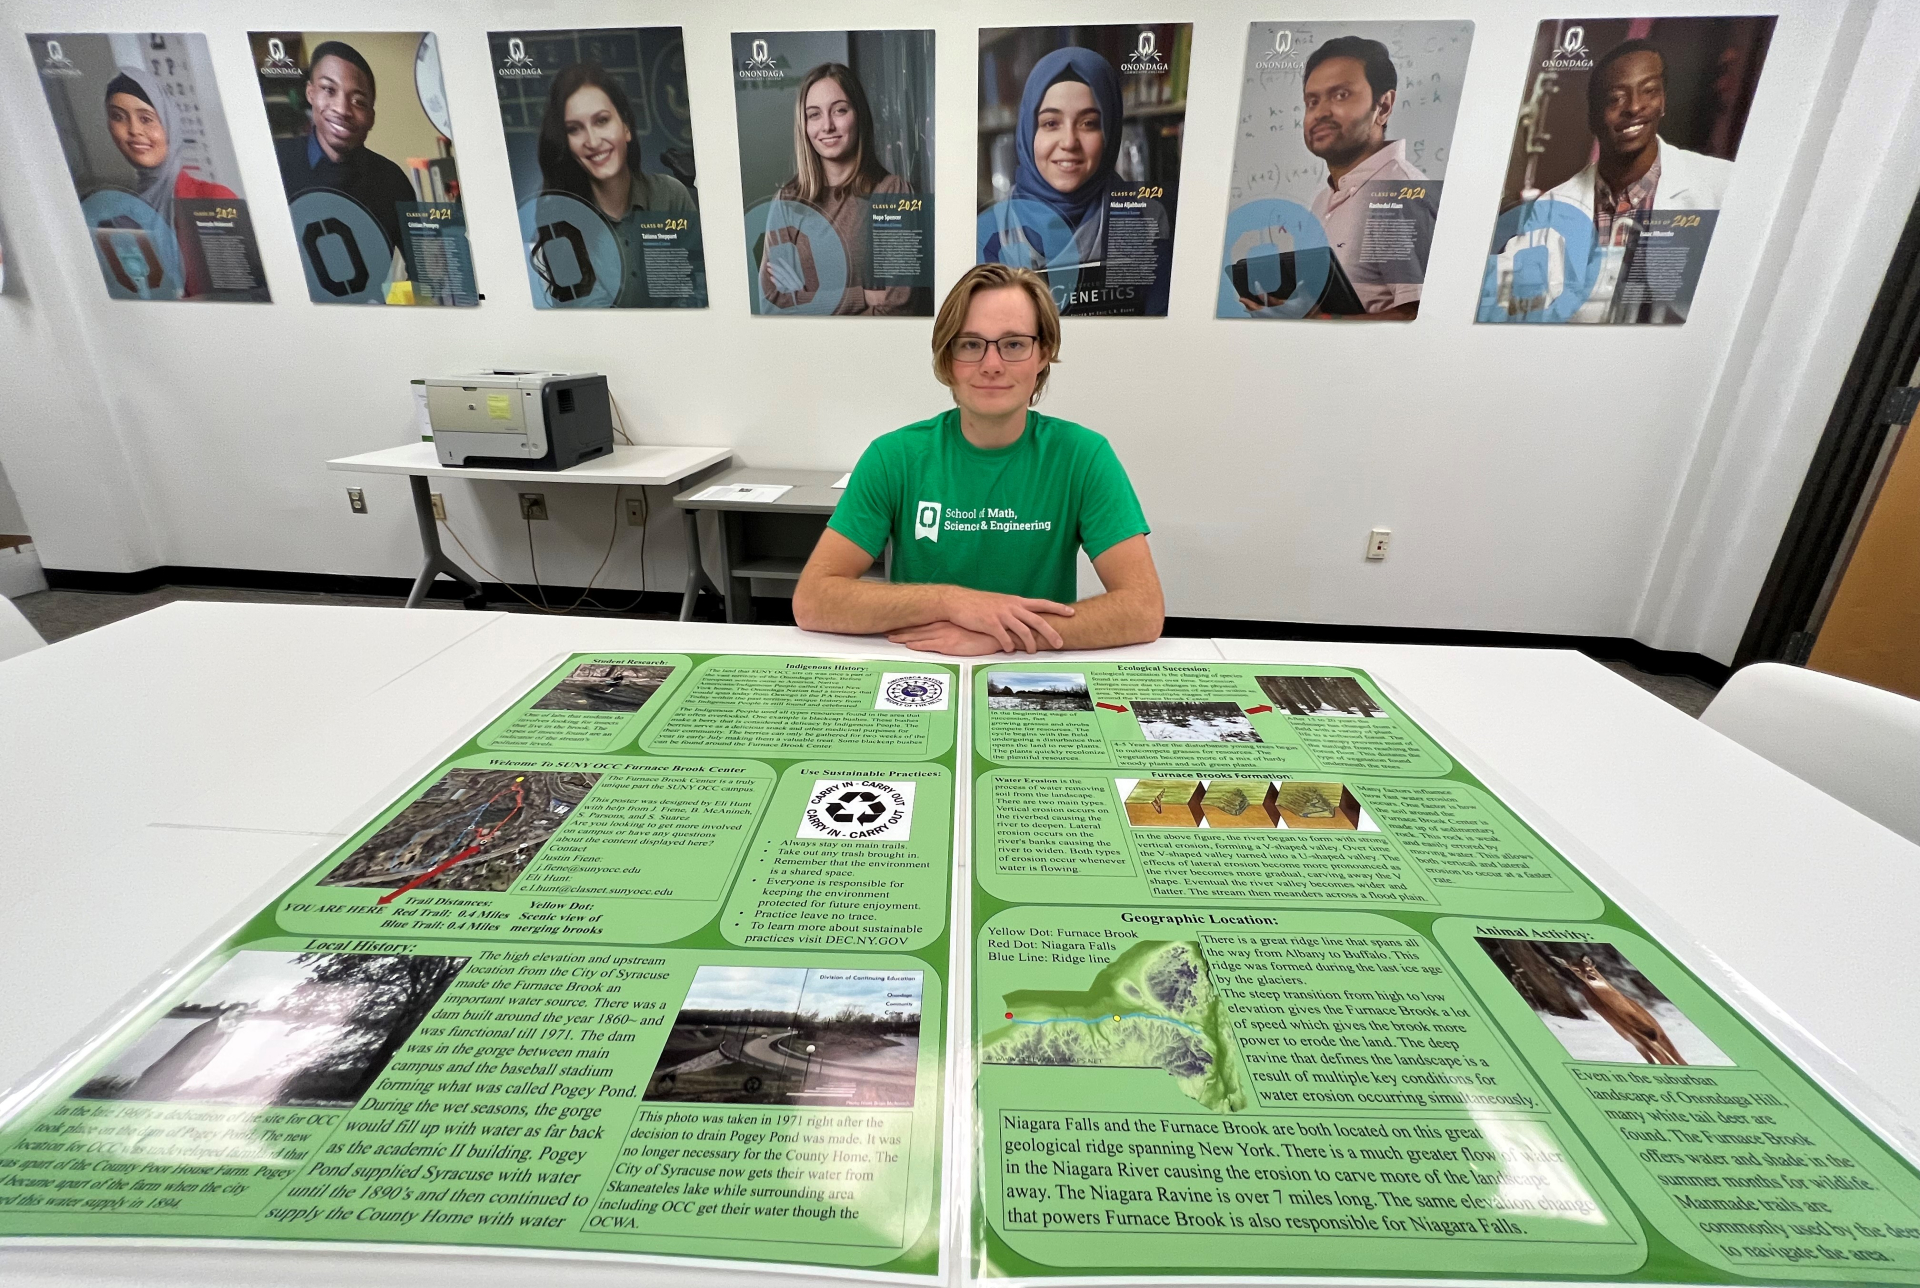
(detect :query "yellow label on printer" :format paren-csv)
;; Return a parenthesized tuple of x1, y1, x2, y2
(486, 393, 512, 420)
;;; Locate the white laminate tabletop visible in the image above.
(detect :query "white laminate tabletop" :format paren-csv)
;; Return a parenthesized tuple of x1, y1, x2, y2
(0, 602, 497, 862)
(1212, 637, 1920, 1147)
(3, 612, 1915, 1286)
(0, 607, 1220, 1285)
(326, 441, 732, 487)
(138, 617, 1216, 838)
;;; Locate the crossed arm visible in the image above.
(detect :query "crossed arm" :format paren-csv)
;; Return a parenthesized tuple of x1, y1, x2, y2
(791, 530, 1165, 655)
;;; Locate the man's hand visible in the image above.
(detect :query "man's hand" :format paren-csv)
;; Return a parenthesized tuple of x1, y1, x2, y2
(885, 621, 1003, 655)
(791, 525, 1082, 648)
(940, 588, 1073, 653)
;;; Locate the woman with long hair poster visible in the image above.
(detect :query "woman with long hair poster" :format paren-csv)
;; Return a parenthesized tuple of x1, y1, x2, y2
(731, 31, 934, 317)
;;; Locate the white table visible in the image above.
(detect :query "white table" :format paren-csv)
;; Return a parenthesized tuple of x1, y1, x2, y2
(1213, 638, 1920, 1154)
(4, 609, 1917, 1285)
(670, 466, 853, 622)
(0, 606, 1212, 1097)
(0, 605, 500, 1101)
(326, 443, 734, 607)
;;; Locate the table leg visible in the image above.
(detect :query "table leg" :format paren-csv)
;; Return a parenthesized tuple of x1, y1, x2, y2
(717, 510, 745, 624)
(677, 507, 723, 622)
(405, 474, 484, 609)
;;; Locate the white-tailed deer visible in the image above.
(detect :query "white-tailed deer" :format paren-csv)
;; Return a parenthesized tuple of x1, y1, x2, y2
(1551, 954, 1687, 1065)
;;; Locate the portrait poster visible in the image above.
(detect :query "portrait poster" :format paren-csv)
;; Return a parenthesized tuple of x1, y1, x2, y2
(731, 30, 935, 317)
(488, 27, 706, 309)
(27, 33, 269, 302)
(977, 24, 1191, 318)
(251, 31, 479, 306)
(1217, 22, 1472, 321)
(1478, 17, 1775, 325)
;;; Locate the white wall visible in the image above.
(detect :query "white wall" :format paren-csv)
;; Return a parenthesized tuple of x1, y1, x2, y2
(1, 0, 1915, 663)
(1636, 0, 1920, 661)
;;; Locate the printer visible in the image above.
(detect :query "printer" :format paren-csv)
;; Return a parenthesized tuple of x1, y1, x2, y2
(425, 370, 613, 470)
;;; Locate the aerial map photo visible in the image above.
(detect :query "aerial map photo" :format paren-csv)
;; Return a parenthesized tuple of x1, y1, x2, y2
(319, 768, 597, 894)
(980, 941, 1248, 1112)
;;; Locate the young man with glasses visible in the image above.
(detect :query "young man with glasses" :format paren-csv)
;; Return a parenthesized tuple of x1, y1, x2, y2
(794, 263, 1164, 654)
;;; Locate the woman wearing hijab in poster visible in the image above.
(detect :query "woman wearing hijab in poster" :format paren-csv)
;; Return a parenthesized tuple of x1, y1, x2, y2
(990, 47, 1169, 317)
(537, 62, 696, 308)
(758, 63, 912, 315)
(101, 64, 235, 298)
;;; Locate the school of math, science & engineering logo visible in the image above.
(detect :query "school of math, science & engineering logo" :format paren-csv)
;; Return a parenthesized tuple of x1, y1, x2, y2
(738, 38, 782, 81)
(1256, 28, 1306, 72)
(877, 673, 949, 712)
(1543, 25, 1593, 70)
(1121, 29, 1170, 74)
(259, 37, 303, 78)
(38, 39, 81, 77)
(498, 37, 542, 78)
(798, 779, 915, 841)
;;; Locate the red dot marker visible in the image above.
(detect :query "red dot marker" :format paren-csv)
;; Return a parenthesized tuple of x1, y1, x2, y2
(1005, 1012, 1014, 1019)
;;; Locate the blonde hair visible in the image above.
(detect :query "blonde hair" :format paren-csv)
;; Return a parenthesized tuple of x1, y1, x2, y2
(931, 264, 1062, 403)
(790, 64, 885, 203)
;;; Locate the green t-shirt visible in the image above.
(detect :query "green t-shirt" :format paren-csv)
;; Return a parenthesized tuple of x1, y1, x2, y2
(827, 409, 1150, 603)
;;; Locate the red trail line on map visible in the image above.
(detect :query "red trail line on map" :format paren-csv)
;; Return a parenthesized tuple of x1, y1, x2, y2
(378, 781, 526, 904)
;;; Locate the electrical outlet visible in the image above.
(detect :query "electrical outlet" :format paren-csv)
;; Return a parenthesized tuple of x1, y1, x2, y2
(1366, 527, 1392, 560)
(519, 493, 548, 521)
(346, 488, 367, 514)
(625, 497, 647, 526)
(430, 493, 446, 522)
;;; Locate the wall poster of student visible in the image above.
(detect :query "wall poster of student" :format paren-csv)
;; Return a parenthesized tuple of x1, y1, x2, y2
(1479, 17, 1775, 325)
(731, 30, 934, 316)
(978, 24, 1191, 318)
(488, 27, 706, 309)
(27, 33, 269, 302)
(252, 31, 478, 306)
(1217, 22, 1472, 321)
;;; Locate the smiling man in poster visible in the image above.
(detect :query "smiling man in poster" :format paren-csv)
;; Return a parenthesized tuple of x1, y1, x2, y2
(1299, 37, 1430, 320)
(1215, 22, 1471, 322)
(257, 30, 479, 306)
(273, 42, 415, 262)
(1478, 16, 1775, 325)
(1534, 39, 1728, 323)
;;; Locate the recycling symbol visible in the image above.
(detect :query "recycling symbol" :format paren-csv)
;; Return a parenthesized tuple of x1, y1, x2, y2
(798, 778, 916, 840)
(825, 789, 887, 826)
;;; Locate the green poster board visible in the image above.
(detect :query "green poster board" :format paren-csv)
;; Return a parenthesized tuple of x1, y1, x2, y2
(0, 653, 959, 1278)
(968, 662, 1920, 1283)
(3, 652, 1916, 1285)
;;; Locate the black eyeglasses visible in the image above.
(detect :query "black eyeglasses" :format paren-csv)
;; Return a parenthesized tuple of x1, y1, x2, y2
(950, 334, 1039, 363)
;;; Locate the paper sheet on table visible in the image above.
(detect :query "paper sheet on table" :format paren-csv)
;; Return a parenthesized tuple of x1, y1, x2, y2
(832, 472, 851, 488)
(690, 483, 791, 503)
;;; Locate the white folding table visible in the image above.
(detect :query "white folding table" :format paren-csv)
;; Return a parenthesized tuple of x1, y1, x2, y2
(326, 442, 733, 607)
(2, 607, 1916, 1286)
(1213, 637, 1920, 1145)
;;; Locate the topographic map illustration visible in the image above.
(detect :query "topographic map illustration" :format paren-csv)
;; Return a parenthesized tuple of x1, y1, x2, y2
(980, 941, 1248, 1112)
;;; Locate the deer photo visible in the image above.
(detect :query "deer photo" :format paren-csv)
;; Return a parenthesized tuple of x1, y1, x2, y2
(1551, 954, 1687, 1065)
